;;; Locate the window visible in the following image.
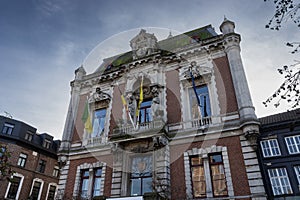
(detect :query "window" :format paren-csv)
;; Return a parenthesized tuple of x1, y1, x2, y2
(138, 100, 152, 124)
(189, 85, 211, 119)
(130, 155, 152, 196)
(25, 131, 33, 141)
(80, 169, 90, 198)
(2, 123, 14, 134)
(37, 160, 46, 173)
(268, 168, 293, 196)
(93, 168, 102, 197)
(31, 180, 42, 200)
(209, 154, 228, 197)
(260, 139, 281, 157)
(53, 166, 59, 177)
(190, 153, 228, 198)
(43, 139, 51, 149)
(5, 173, 24, 200)
(92, 108, 107, 137)
(17, 153, 27, 168)
(190, 157, 206, 197)
(6, 176, 22, 199)
(47, 185, 57, 200)
(285, 135, 300, 154)
(294, 166, 300, 185)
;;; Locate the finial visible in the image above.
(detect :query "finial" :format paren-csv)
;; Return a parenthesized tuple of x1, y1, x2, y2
(167, 30, 173, 39)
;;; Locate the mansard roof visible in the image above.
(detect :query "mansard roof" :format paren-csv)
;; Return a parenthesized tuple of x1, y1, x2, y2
(95, 25, 218, 74)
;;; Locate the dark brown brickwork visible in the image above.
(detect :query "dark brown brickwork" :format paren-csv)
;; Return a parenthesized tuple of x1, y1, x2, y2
(166, 69, 182, 124)
(169, 135, 250, 199)
(213, 56, 238, 114)
(0, 142, 59, 200)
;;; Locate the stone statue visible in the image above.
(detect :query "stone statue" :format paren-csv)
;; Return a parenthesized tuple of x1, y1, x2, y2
(151, 86, 163, 119)
(130, 29, 158, 60)
(127, 92, 136, 121)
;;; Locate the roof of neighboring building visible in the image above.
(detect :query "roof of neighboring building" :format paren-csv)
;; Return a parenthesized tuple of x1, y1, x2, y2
(259, 108, 300, 126)
(95, 25, 218, 74)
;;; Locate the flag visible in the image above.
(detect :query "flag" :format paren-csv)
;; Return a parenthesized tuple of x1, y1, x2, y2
(190, 69, 202, 118)
(82, 101, 93, 134)
(136, 75, 144, 117)
(116, 83, 135, 127)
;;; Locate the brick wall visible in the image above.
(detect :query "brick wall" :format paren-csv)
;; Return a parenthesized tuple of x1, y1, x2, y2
(0, 142, 59, 200)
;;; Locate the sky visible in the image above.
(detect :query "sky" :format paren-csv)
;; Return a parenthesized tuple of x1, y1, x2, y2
(0, 0, 299, 139)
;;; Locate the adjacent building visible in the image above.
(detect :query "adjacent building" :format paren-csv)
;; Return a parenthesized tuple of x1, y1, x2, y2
(258, 108, 300, 199)
(0, 115, 60, 200)
(57, 18, 266, 200)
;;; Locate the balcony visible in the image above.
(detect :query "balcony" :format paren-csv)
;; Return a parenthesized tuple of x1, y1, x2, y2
(167, 116, 212, 132)
(111, 119, 166, 141)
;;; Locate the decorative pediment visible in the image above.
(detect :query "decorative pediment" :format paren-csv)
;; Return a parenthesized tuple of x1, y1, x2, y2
(182, 61, 212, 79)
(88, 87, 111, 104)
(130, 29, 158, 60)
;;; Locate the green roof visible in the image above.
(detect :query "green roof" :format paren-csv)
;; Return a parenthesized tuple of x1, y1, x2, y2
(99, 25, 218, 74)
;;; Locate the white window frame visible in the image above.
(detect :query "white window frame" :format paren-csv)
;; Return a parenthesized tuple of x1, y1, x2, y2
(294, 165, 300, 185)
(260, 139, 281, 157)
(285, 135, 300, 154)
(5, 173, 24, 200)
(46, 183, 57, 200)
(17, 153, 27, 167)
(29, 178, 44, 200)
(53, 165, 59, 177)
(2, 123, 14, 134)
(268, 168, 293, 196)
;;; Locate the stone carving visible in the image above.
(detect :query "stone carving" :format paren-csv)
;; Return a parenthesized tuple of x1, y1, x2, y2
(126, 92, 136, 121)
(89, 87, 111, 103)
(130, 29, 158, 60)
(151, 86, 163, 119)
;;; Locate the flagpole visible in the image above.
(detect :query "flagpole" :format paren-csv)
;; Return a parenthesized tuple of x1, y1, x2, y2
(136, 74, 144, 129)
(116, 82, 135, 128)
(189, 66, 202, 119)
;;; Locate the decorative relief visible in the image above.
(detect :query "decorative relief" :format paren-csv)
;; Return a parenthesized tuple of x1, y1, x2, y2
(88, 87, 111, 104)
(130, 29, 159, 60)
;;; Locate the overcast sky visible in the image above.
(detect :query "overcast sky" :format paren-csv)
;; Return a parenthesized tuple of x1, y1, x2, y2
(0, 0, 298, 139)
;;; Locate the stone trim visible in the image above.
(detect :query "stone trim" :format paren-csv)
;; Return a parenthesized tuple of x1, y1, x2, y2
(46, 182, 58, 200)
(73, 161, 107, 198)
(240, 135, 267, 199)
(4, 172, 24, 200)
(184, 145, 234, 199)
(29, 178, 44, 200)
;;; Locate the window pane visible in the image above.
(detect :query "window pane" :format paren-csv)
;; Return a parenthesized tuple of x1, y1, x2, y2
(191, 166, 206, 197)
(142, 177, 153, 194)
(131, 178, 141, 196)
(31, 181, 41, 200)
(189, 85, 211, 119)
(7, 176, 21, 198)
(260, 139, 281, 157)
(294, 166, 300, 184)
(92, 109, 107, 137)
(47, 185, 56, 200)
(268, 168, 293, 196)
(93, 178, 101, 197)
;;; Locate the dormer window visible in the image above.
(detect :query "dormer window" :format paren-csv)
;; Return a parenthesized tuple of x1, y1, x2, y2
(2, 123, 14, 135)
(25, 131, 33, 142)
(43, 139, 51, 149)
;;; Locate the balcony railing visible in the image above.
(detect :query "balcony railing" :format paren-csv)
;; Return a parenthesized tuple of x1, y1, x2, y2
(167, 116, 212, 132)
(112, 119, 165, 136)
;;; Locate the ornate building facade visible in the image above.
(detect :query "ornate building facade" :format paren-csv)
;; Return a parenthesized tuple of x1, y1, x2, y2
(57, 18, 266, 199)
